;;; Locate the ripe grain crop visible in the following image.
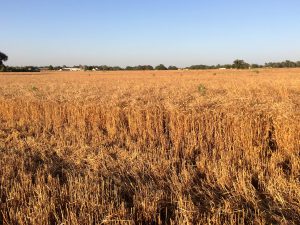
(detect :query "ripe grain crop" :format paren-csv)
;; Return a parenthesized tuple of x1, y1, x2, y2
(0, 69, 299, 224)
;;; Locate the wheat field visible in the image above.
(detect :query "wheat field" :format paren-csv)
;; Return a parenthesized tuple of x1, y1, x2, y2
(0, 69, 299, 224)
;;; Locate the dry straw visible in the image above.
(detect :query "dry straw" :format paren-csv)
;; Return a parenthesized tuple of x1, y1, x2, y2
(0, 69, 299, 224)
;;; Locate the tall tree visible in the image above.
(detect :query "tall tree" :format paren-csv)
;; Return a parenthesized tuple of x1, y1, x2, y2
(155, 64, 168, 70)
(0, 51, 8, 66)
(233, 59, 249, 69)
(168, 65, 178, 70)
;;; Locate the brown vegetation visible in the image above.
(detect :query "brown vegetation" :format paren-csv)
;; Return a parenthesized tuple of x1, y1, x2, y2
(0, 69, 300, 224)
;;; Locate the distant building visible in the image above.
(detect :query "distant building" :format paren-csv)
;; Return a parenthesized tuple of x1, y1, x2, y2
(60, 68, 82, 71)
(178, 68, 189, 71)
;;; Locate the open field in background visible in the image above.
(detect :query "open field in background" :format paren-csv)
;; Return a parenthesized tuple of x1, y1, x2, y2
(0, 69, 300, 224)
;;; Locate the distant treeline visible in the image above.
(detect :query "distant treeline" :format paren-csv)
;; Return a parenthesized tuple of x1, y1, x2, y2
(2, 60, 300, 72)
(264, 60, 300, 68)
(46, 64, 176, 71)
(0, 66, 40, 72)
(45, 60, 300, 71)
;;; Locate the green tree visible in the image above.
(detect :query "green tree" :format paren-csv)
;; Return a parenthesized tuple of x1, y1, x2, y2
(251, 64, 260, 69)
(48, 65, 54, 70)
(168, 65, 178, 70)
(155, 64, 168, 70)
(233, 59, 249, 69)
(0, 51, 8, 67)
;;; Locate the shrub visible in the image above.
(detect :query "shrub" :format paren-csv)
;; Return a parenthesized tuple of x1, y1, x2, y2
(198, 84, 207, 95)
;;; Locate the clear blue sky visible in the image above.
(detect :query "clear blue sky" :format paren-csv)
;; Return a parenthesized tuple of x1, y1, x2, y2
(2, 0, 300, 67)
